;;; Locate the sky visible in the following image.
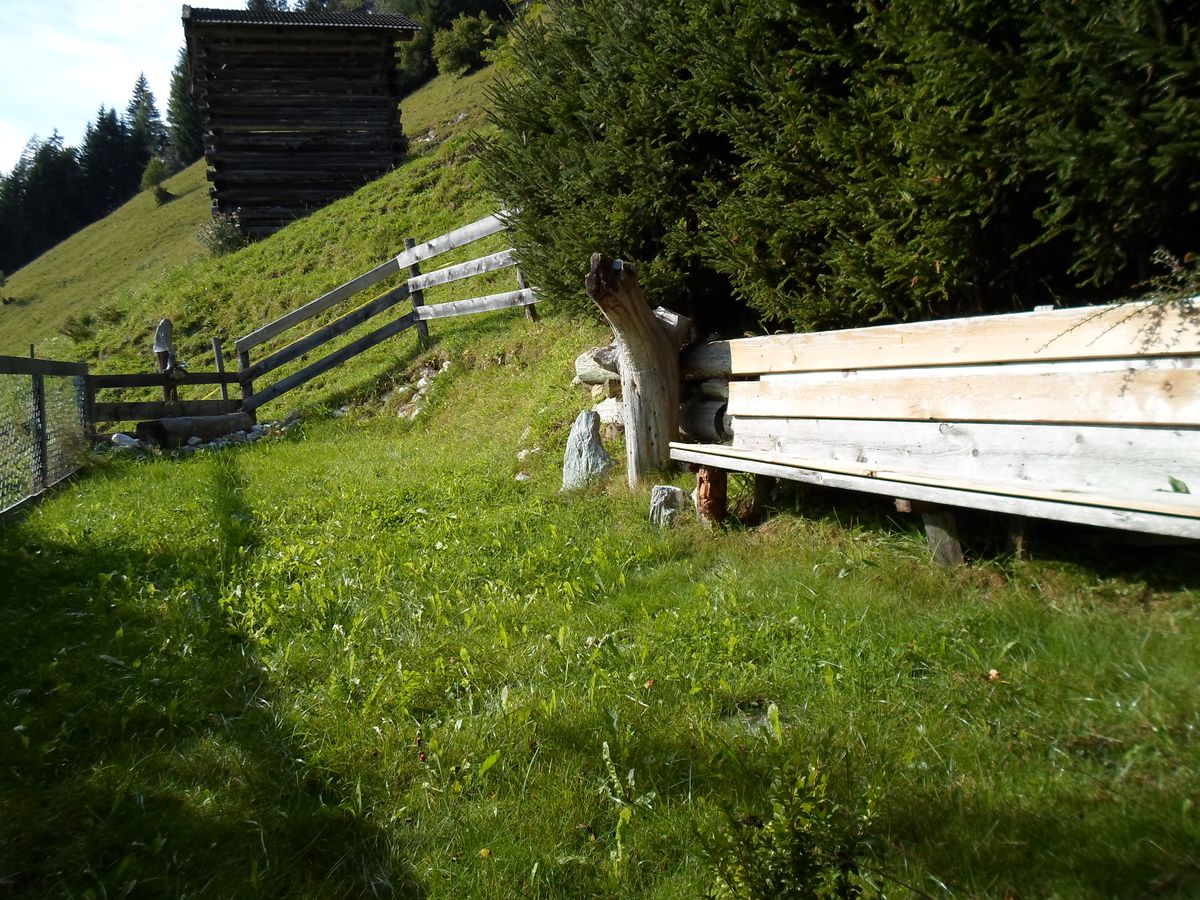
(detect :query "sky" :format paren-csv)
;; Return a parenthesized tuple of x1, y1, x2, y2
(0, 0, 249, 174)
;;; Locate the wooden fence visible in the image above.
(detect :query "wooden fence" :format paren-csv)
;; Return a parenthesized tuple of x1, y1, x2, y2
(233, 211, 539, 413)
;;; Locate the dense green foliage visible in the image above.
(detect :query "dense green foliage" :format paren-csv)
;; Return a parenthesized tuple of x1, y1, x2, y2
(433, 12, 497, 75)
(291, 0, 511, 93)
(487, 0, 1200, 331)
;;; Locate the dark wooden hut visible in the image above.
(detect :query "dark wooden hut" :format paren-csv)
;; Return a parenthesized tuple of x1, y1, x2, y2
(182, 5, 419, 238)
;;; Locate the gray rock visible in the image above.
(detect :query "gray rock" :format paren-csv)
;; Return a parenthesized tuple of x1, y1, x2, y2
(186, 436, 203, 447)
(562, 410, 613, 491)
(574, 346, 621, 385)
(650, 485, 689, 529)
(111, 433, 140, 449)
(593, 397, 623, 426)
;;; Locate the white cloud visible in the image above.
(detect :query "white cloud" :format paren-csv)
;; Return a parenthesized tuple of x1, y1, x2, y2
(0, 0, 247, 174)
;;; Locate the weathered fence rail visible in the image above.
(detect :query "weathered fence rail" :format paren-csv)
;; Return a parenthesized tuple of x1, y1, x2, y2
(0, 354, 90, 516)
(2, 212, 542, 512)
(234, 211, 539, 413)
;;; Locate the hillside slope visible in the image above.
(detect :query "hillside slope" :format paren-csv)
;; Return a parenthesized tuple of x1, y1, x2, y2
(0, 163, 211, 356)
(0, 63, 502, 379)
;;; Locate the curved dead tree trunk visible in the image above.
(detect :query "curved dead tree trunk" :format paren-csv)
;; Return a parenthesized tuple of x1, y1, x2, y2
(584, 253, 691, 487)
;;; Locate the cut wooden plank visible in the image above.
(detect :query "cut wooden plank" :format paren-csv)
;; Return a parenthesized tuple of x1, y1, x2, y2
(235, 257, 402, 352)
(393, 212, 511, 271)
(93, 400, 242, 422)
(407, 250, 517, 292)
(243, 283, 411, 381)
(89, 371, 239, 388)
(413, 288, 538, 321)
(682, 298, 1200, 378)
(244, 312, 416, 412)
(0, 356, 88, 377)
(729, 363, 1200, 427)
(669, 444, 1200, 540)
(731, 418, 1200, 501)
(670, 443, 1200, 518)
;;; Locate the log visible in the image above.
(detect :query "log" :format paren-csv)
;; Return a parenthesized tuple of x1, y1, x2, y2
(136, 412, 257, 449)
(680, 397, 729, 442)
(584, 254, 691, 486)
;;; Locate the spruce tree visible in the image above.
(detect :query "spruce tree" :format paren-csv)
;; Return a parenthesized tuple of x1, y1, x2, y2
(125, 73, 167, 172)
(79, 106, 139, 218)
(167, 47, 205, 164)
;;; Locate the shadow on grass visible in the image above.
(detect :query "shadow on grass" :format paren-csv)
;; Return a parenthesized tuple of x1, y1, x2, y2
(877, 780, 1200, 898)
(0, 455, 424, 898)
(753, 478, 1200, 591)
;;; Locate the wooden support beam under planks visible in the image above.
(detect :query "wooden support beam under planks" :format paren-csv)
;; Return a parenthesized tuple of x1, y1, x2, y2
(728, 362, 1200, 427)
(242, 283, 411, 382)
(407, 250, 517, 292)
(93, 399, 242, 422)
(683, 298, 1200, 378)
(731, 417, 1200, 503)
(243, 312, 416, 413)
(670, 444, 1200, 539)
(413, 288, 539, 321)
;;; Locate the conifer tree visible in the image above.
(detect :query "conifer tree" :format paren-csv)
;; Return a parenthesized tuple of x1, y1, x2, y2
(125, 73, 167, 171)
(167, 47, 205, 165)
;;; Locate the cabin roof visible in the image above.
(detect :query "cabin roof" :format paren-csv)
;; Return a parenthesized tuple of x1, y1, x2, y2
(181, 5, 420, 32)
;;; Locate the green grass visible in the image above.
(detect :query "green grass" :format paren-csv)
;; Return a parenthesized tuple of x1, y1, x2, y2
(0, 163, 212, 357)
(2, 312, 1198, 898)
(2, 59, 1199, 900)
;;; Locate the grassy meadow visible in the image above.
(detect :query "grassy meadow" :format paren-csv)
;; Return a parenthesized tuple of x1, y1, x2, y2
(1, 64, 1199, 898)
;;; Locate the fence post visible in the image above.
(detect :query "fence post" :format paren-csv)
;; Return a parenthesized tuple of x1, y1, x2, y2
(237, 349, 254, 406)
(212, 337, 229, 401)
(29, 345, 48, 491)
(405, 236, 431, 348)
(83, 373, 97, 440)
(516, 266, 539, 322)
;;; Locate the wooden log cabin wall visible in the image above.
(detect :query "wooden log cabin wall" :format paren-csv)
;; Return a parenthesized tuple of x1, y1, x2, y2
(182, 5, 419, 238)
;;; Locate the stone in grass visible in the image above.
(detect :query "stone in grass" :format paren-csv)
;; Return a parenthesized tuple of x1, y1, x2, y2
(111, 433, 140, 450)
(650, 485, 688, 529)
(562, 410, 612, 491)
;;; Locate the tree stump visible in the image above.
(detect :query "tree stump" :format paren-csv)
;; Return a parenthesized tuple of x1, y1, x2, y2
(584, 254, 690, 487)
(693, 466, 728, 527)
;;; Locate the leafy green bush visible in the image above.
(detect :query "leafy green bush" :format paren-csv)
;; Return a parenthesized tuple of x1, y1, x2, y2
(58, 312, 95, 343)
(140, 156, 173, 205)
(197, 215, 245, 257)
(433, 13, 497, 76)
(486, 0, 1200, 332)
(702, 766, 879, 899)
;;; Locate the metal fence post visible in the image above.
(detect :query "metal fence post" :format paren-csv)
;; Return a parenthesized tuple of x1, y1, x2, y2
(29, 345, 48, 491)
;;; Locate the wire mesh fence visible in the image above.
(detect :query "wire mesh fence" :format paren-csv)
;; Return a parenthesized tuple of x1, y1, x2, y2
(1, 357, 91, 516)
